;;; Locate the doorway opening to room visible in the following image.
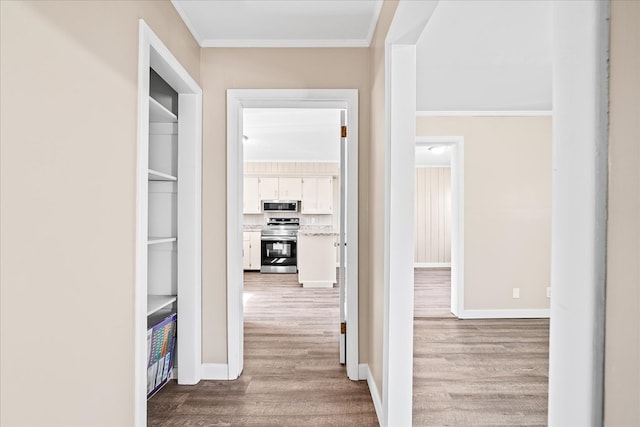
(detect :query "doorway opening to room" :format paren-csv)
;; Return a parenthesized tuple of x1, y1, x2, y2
(413, 142, 455, 318)
(226, 90, 360, 383)
(241, 108, 345, 380)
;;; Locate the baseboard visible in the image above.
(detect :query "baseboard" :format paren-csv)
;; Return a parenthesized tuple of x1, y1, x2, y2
(201, 363, 230, 380)
(458, 308, 550, 319)
(414, 263, 451, 268)
(365, 364, 384, 427)
(358, 363, 368, 380)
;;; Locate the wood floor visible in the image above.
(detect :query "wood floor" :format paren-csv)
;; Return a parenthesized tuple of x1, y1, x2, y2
(414, 267, 454, 318)
(148, 271, 377, 426)
(149, 268, 549, 426)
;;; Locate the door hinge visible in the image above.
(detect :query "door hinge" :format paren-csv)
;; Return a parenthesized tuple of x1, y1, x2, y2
(341, 125, 347, 138)
(341, 322, 346, 334)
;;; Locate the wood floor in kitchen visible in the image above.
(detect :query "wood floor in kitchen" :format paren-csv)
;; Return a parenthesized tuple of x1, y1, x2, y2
(148, 268, 549, 427)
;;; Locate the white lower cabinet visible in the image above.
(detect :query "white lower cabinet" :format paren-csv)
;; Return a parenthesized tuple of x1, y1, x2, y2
(243, 231, 261, 270)
(297, 234, 337, 288)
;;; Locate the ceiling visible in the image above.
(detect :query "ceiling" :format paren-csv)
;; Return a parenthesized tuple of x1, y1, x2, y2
(243, 109, 341, 163)
(416, 0, 552, 112)
(176, 1, 552, 163)
(171, 0, 383, 47)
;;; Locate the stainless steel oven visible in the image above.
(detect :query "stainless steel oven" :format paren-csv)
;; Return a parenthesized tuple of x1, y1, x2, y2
(261, 218, 299, 273)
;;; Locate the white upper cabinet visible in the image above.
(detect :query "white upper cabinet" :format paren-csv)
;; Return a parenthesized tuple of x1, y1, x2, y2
(243, 176, 261, 213)
(259, 177, 279, 200)
(302, 177, 333, 214)
(278, 177, 302, 200)
(316, 177, 333, 214)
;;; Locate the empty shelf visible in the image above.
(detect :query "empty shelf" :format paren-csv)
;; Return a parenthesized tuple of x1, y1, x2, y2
(149, 96, 177, 123)
(148, 169, 177, 181)
(147, 237, 177, 245)
(147, 295, 177, 316)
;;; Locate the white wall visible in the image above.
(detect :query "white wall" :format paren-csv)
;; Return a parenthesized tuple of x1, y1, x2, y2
(414, 167, 451, 265)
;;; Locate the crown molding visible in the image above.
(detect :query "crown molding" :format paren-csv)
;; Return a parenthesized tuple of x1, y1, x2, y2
(200, 38, 371, 48)
(416, 110, 553, 117)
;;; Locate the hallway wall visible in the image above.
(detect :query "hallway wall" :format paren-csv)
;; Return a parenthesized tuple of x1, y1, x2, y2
(605, 1, 640, 424)
(199, 48, 371, 364)
(0, 1, 200, 426)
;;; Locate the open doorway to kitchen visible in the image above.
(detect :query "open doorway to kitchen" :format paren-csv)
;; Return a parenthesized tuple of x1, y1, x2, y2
(241, 107, 345, 381)
(226, 90, 360, 383)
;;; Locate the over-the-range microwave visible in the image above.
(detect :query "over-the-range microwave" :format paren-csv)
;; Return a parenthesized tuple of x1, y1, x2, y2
(261, 200, 300, 212)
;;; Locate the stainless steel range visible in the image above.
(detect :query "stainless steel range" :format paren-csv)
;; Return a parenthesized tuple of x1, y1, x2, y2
(260, 217, 299, 273)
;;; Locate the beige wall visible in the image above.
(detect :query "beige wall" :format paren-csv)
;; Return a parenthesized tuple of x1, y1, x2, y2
(605, 1, 640, 425)
(415, 167, 451, 264)
(417, 116, 552, 311)
(368, 0, 399, 396)
(0, 1, 199, 426)
(199, 48, 371, 363)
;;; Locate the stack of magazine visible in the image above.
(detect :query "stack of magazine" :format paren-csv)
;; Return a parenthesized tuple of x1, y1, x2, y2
(147, 312, 177, 398)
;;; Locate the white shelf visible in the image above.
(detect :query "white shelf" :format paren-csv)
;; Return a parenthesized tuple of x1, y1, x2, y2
(147, 295, 177, 316)
(147, 237, 177, 245)
(148, 169, 177, 181)
(149, 96, 177, 123)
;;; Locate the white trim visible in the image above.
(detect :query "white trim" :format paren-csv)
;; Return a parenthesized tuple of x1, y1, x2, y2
(200, 38, 372, 48)
(136, 20, 202, 426)
(414, 263, 451, 268)
(366, 365, 384, 427)
(415, 136, 464, 317)
(365, 1, 385, 46)
(416, 110, 553, 117)
(548, 2, 609, 426)
(226, 89, 360, 382)
(301, 281, 334, 289)
(459, 309, 551, 319)
(383, 3, 438, 426)
(201, 363, 230, 380)
(358, 363, 368, 380)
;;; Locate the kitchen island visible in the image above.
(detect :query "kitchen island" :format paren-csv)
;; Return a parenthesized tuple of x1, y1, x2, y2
(297, 227, 338, 288)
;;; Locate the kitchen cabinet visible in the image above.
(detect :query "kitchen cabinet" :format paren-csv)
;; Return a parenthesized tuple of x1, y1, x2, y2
(297, 233, 337, 287)
(278, 177, 302, 200)
(258, 176, 302, 201)
(301, 177, 333, 214)
(259, 177, 279, 200)
(243, 231, 261, 270)
(243, 176, 261, 213)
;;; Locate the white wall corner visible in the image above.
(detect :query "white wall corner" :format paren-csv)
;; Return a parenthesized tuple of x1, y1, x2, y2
(366, 365, 384, 427)
(201, 363, 231, 380)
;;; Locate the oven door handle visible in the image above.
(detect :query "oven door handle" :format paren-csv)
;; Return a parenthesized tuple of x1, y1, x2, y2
(261, 236, 297, 242)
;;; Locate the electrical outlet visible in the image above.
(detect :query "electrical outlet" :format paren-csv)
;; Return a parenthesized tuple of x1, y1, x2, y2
(512, 288, 520, 299)
(546, 287, 551, 298)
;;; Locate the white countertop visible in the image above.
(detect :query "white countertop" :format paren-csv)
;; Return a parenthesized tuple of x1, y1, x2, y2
(243, 224, 338, 235)
(298, 226, 338, 236)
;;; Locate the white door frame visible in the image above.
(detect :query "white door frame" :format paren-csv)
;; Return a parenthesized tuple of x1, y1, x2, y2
(415, 137, 464, 317)
(226, 89, 360, 381)
(135, 20, 203, 426)
(385, 1, 609, 426)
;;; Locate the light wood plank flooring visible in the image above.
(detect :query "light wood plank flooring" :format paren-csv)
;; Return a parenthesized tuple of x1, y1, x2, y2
(148, 271, 377, 426)
(414, 267, 454, 318)
(149, 268, 549, 427)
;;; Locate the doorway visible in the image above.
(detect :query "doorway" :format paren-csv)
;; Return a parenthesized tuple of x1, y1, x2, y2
(414, 144, 451, 318)
(226, 89, 360, 381)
